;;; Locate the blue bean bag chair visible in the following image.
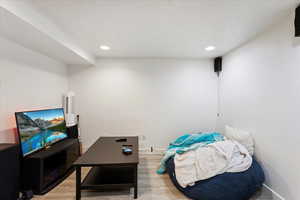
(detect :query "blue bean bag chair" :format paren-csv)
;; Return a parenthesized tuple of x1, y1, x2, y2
(166, 157, 265, 200)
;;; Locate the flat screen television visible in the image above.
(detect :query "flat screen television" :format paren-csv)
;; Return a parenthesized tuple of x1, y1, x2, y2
(15, 108, 68, 156)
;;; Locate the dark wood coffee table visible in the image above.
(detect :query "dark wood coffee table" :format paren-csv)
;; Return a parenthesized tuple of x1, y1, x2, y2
(73, 136, 139, 200)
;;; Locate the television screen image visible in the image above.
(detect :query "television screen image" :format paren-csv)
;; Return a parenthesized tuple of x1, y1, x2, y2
(15, 108, 68, 156)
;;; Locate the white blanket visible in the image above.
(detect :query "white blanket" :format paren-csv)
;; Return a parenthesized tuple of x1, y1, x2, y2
(174, 140, 252, 188)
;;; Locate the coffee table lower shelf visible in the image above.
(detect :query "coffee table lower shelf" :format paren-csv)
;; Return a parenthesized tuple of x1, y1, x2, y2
(76, 165, 138, 200)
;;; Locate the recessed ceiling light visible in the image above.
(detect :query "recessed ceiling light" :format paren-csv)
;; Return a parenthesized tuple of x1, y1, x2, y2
(205, 46, 216, 51)
(100, 45, 111, 50)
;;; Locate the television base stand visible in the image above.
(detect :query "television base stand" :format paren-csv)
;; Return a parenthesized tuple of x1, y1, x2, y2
(21, 138, 80, 195)
(39, 166, 75, 195)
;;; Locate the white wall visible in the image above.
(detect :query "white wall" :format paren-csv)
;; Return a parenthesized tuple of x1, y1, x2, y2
(0, 36, 68, 143)
(69, 59, 218, 150)
(219, 14, 300, 200)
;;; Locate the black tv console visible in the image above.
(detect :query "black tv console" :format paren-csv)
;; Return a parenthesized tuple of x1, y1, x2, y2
(21, 138, 80, 195)
(0, 144, 20, 200)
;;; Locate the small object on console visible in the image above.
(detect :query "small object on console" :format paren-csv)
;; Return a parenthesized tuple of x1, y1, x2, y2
(116, 138, 127, 142)
(122, 146, 133, 155)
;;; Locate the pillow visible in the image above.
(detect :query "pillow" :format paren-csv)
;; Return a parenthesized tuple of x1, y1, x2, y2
(224, 125, 254, 156)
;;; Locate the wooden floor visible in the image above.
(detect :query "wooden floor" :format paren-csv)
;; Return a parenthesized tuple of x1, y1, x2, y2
(33, 154, 273, 200)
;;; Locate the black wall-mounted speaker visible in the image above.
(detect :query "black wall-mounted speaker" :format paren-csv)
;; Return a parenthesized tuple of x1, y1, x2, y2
(0, 144, 20, 200)
(295, 5, 300, 37)
(214, 57, 222, 75)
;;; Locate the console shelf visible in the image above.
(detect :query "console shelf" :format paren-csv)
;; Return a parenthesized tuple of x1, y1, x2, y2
(81, 166, 134, 190)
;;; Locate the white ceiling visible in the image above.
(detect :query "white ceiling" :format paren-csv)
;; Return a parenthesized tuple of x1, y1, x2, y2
(0, 7, 93, 65)
(24, 0, 300, 59)
(0, 1, 95, 65)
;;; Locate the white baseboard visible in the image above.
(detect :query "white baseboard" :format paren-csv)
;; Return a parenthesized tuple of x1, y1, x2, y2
(139, 148, 164, 155)
(263, 184, 285, 200)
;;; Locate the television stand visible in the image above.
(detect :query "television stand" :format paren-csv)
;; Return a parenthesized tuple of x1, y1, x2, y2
(21, 138, 80, 194)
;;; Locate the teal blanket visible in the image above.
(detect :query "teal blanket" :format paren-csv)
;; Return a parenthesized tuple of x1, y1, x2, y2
(157, 132, 224, 174)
